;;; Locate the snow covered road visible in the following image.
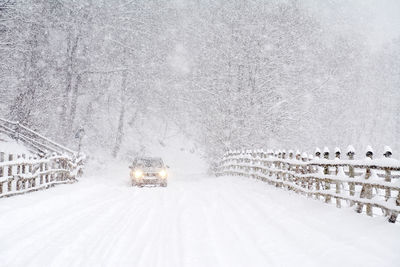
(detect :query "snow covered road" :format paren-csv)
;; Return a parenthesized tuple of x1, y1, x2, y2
(0, 163, 399, 267)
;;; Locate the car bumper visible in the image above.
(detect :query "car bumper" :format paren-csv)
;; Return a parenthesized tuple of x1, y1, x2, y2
(142, 178, 163, 184)
(132, 177, 167, 184)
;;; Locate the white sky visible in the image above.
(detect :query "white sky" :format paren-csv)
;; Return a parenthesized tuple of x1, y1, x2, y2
(369, 0, 400, 47)
(305, 0, 400, 49)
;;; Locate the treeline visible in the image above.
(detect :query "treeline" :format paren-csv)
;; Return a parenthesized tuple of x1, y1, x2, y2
(0, 0, 399, 160)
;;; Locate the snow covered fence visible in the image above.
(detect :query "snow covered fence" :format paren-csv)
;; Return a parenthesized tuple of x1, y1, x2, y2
(0, 152, 84, 198)
(216, 146, 400, 223)
(0, 118, 76, 157)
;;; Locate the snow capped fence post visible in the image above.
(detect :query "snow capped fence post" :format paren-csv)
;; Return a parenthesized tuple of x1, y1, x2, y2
(347, 146, 356, 206)
(382, 146, 399, 223)
(22, 154, 26, 175)
(215, 145, 400, 223)
(323, 147, 331, 203)
(16, 154, 21, 190)
(314, 148, 321, 200)
(334, 148, 342, 208)
(295, 151, 301, 184)
(288, 150, 294, 186)
(307, 153, 314, 197)
(280, 150, 286, 188)
(301, 152, 309, 196)
(27, 156, 33, 188)
(40, 157, 45, 184)
(334, 148, 341, 172)
(275, 150, 282, 187)
(382, 146, 393, 218)
(51, 153, 57, 182)
(7, 154, 14, 192)
(383, 146, 392, 202)
(356, 147, 374, 216)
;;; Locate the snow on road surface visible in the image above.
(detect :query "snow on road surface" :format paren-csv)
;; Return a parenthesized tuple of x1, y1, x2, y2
(0, 159, 399, 267)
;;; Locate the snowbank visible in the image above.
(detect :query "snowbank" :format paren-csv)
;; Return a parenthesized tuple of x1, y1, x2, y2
(0, 133, 34, 156)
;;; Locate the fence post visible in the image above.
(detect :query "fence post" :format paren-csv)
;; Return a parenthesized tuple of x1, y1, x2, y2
(323, 147, 331, 203)
(267, 150, 273, 180)
(22, 153, 26, 174)
(275, 150, 282, 187)
(294, 150, 301, 188)
(383, 146, 392, 201)
(334, 147, 341, 170)
(334, 148, 341, 208)
(16, 154, 20, 190)
(7, 154, 14, 192)
(356, 146, 374, 216)
(307, 153, 313, 196)
(301, 152, 309, 196)
(29, 156, 35, 188)
(281, 150, 287, 183)
(347, 146, 355, 206)
(0, 152, 4, 195)
(288, 150, 294, 186)
(315, 148, 321, 200)
(389, 192, 399, 223)
(382, 146, 397, 222)
(35, 156, 42, 184)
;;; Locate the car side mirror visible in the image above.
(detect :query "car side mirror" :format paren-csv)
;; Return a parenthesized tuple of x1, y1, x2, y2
(166, 165, 170, 169)
(128, 165, 133, 169)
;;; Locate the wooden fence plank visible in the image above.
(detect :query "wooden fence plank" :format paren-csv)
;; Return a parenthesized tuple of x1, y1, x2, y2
(0, 153, 84, 198)
(217, 146, 400, 223)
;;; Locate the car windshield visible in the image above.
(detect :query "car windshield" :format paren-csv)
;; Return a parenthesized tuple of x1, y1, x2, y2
(134, 158, 163, 168)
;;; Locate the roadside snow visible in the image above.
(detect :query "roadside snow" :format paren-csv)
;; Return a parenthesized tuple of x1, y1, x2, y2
(0, 158, 398, 267)
(0, 133, 34, 155)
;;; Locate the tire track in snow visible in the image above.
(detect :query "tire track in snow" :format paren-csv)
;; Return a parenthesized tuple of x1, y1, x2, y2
(0, 183, 115, 243)
(104, 188, 163, 266)
(1, 191, 128, 267)
(1, 171, 399, 267)
(51, 189, 147, 266)
(150, 185, 185, 267)
(215, 183, 278, 266)
(224, 176, 397, 266)
(220, 178, 320, 265)
(179, 183, 223, 267)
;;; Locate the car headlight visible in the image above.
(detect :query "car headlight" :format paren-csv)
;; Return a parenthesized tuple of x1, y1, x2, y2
(134, 170, 143, 179)
(159, 170, 167, 178)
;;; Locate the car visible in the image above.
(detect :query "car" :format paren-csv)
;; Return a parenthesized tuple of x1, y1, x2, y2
(129, 157, 168, 187)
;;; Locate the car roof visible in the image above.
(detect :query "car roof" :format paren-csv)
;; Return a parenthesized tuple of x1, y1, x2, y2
(134, 157, 162, 161)
(133, 157, 164, 164)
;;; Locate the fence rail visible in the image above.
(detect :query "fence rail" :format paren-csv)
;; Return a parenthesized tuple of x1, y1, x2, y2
(216, 147, 400, 223)
(0, 118, 76, 157)
(0, 151, 84, 198)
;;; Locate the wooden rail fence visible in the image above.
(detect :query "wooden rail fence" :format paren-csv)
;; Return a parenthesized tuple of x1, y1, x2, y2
(216, 146, 400, 223)
(0, 152, 84, 198)
(0, 118, 77, 157)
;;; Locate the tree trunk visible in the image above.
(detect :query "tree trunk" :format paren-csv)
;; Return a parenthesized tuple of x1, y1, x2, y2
(67, 74, 82, 131)
(60, 31, 80, 140)
(112, 70, 128, 158)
